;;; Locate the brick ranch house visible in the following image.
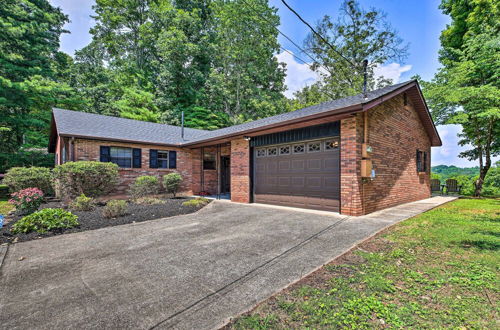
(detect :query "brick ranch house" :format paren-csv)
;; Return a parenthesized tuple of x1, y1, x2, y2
(48, 80, 441, 216)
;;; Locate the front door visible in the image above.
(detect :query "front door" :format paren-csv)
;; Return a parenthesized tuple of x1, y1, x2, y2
(220, 156, 231, 194)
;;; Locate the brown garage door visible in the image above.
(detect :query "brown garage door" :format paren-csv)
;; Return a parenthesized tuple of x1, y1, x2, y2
(253, 137, 340, 212)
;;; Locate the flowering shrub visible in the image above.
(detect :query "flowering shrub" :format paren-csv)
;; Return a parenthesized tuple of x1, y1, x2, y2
(9, 188, 44, 215)
(12, 208, 78, 234)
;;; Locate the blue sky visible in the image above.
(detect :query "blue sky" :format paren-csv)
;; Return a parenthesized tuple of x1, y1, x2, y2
(49, 0, 495, 167)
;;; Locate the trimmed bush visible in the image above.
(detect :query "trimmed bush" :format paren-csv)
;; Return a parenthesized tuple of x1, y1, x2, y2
(69, 194, 96, 211)
(0, 184, 9, 199)
(9, 187, 44, 215)
(182, 197, 209, 207)
(12, 208, 79, 234)
(102, 200, 128, 218)
(3, 167, 53, 195)
(130, 175, 160, 198)
(134, 197, 166, 205)
(163, 173, 183, 197)
(52, 161, 119, 199)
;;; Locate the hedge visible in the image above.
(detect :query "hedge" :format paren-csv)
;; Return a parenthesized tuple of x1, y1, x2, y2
(3, 167, 53, 195)
(52, 161, 119, 200)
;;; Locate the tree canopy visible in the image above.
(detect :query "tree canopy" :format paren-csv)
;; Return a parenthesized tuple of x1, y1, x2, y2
(422, 0, 499, 196)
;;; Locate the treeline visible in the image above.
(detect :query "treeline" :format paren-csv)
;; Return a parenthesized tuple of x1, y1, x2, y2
(432, 163, 500, 196)
(0, 0, 409, 172)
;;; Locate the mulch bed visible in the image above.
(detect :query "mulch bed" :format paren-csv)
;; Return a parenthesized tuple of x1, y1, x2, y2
(0, 197, 209, 244)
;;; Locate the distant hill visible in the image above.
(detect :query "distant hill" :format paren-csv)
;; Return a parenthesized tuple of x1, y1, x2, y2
(431, 165, 480, 180)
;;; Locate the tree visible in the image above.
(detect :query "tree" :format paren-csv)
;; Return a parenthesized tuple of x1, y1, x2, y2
(293, 0, 408, 105)
(422, 0, 499, 196)
(205, 0, 286, 120)
(79, 0, 287, 126)
(0, 0, 79, 170)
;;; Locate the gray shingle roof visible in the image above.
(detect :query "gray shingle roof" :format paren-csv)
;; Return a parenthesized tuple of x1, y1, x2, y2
(53, 80, 429, 146)
(184, 80, 414, 143)
(52, 109, 208, 145)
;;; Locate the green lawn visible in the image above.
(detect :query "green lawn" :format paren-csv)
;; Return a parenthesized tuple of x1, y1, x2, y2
(231, 199, 499, 329)
(0, 199, 14, 215)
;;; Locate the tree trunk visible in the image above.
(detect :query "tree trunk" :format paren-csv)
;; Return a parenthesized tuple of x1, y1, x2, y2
(474, 166, 490, 197)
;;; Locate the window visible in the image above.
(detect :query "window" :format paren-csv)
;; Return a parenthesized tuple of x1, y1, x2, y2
(203, 151, 216, 170)
(110, 147, 132, 168)
(279, 145, 290, 155)
(150, 149, 176, 169)
(293, 144, 305, 154)
(267, 147, 277, 156)
(325, 138, 339, 150)
(158, 151, 169, 169)
(256, 149, 266, 157)
(308, 142, 321, 152)
(416, 150, 428, 173)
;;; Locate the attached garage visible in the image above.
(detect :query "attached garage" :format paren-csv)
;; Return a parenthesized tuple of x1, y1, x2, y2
(252, 123, 340, 212)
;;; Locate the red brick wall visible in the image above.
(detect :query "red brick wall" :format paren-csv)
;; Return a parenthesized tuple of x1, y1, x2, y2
(73, 139, 193, 195)
(340, 96, 432, 215)
(191, 145, 230, 195)
(340, 115, 365, 216)
(361, 96, 431, 213)
(230, 138, 250, 203)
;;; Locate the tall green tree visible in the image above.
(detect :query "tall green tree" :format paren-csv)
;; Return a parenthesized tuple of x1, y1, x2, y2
(422, 0, 499, 196)
(205, 0, 286, 120)
(293, 0, 408, 106)
(0, 0, 78, 170)
(76, 0, 286, 128)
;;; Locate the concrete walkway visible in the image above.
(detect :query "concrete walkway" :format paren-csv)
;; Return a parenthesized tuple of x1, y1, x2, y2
(0, 196, 455, 330)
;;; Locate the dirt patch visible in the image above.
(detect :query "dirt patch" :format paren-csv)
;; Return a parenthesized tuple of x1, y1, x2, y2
(0, 197, 209, 244)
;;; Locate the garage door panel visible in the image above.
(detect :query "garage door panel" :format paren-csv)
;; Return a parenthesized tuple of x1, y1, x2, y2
(254, 138, 340, 212)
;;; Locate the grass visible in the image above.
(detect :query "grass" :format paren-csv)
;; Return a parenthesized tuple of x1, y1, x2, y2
(230, 198, 500, 329)
(0, 198, 13, 215)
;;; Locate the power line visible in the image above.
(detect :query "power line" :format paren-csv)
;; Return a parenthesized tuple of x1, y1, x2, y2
(280, 0, 357, 69)
(278, 46, 338, 100)
(239, 0, 334, 76)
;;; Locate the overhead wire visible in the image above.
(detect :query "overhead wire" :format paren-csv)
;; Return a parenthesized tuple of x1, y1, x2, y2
(280, 0, 358, 69)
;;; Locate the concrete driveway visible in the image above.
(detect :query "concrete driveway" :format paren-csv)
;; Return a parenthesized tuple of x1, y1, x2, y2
(0, 197, 454, 329)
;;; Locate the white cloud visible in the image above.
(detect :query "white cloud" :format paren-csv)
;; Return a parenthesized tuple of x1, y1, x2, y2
(432, 124, 500, 167)
(276, 50, 320, 98)
(373, 62, 412, 83)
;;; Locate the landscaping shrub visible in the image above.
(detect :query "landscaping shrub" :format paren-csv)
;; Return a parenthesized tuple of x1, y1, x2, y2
(3, 167, 53, 195)
(134, 197, 166, 205)
(163, 173, 183, 197)
(9, 188, 44, 215)
(69, 194, 96, 211)
(12, 208, 78, 234)
(102, 200, 128, 218)
(52, 161, 119, 199)
(130, 175, 160, 198)
(0, 184, 9, 199)
(182, 197, 209, 207)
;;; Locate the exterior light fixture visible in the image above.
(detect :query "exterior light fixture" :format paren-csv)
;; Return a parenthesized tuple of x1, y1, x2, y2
(244, 136, 251, 141)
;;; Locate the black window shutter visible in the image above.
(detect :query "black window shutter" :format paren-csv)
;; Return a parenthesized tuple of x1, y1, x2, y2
(423, 151, 427, 172)
(169, 150, 177, 169)
(133, 148, 141, 168)
(100, 146, 110, 162)
(416, 149, 421, 172)
(150, 149, 158, 168)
